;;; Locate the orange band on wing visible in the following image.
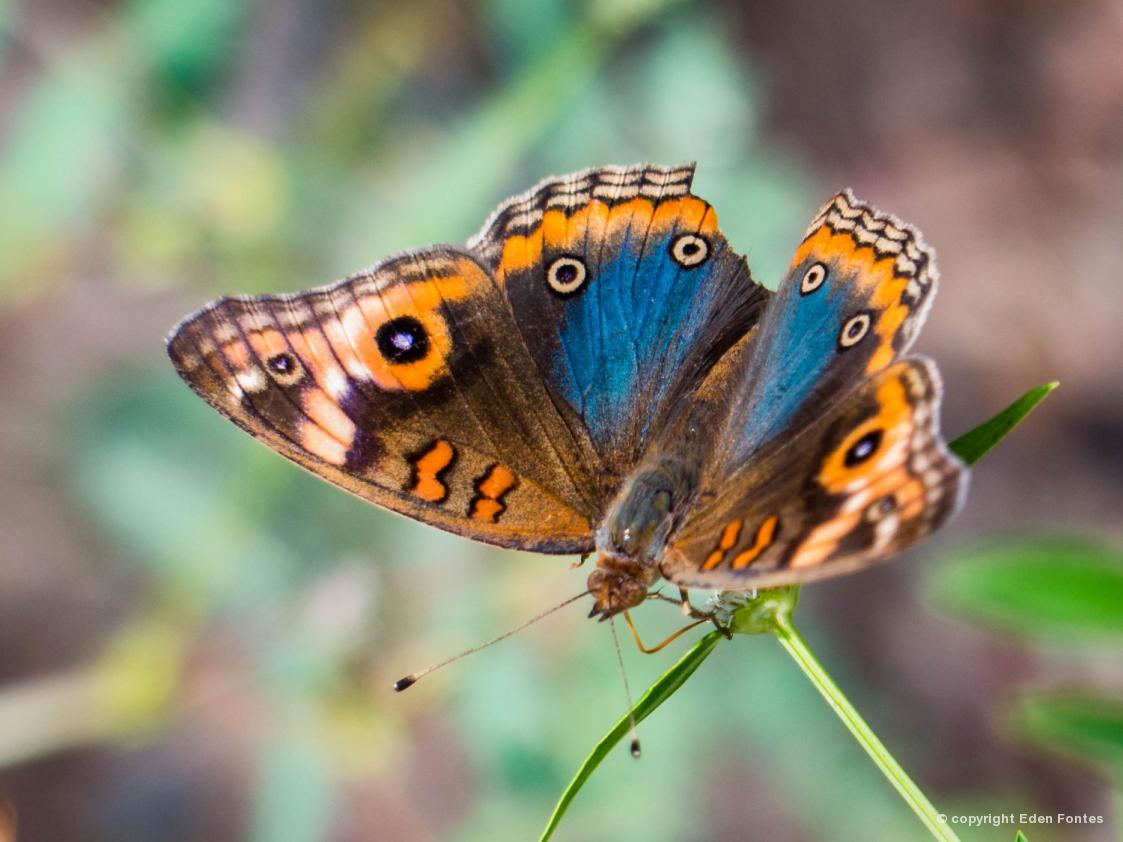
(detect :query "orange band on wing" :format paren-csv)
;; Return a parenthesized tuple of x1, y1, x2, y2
(818, 371, 911, 493)
(789, 226, 912, 374)
(789, 512, 861, 569)
(497, 196, 717, 279)
(730, 515, 779, 569)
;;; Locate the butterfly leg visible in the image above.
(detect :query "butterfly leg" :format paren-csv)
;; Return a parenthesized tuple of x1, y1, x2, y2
(570, 552, 590, 570)
(678, 587, 698, 618)
(623, 610, 708, 654)
(678, 590, 734, 638)
(647, 589, 713, 621)
(646, 590, 734, 640)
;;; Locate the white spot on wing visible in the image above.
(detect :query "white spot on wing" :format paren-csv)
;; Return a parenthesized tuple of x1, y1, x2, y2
(235, 367, 267, 393)
(324, 367, 349, 399)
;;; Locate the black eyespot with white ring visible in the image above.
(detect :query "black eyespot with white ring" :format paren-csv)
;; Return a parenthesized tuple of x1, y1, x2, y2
(844, 429, 882, 467)
(800, 262, 827, 295)
(670, 234, 710, 268)
(265, 351, 303, 386)
(376, 316, 430, 364)
(546, 256, 588, 297)
(838, 311, 873, 349)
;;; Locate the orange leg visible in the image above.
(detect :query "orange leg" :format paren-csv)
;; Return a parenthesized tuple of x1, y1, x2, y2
(623, 610, 709, 654)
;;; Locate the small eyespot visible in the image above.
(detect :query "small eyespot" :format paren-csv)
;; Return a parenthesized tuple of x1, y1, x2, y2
(376, 316, 430, 364)
(546, 257, 588, 296)
(844, 429, 882, 467)
(839, 312, 872, 348)
(265, 352, 303, 385)
(267, 353, 294, 374)
(866, 494, 898, 521)
(800, 262, 827, 294)
(670, 234, 710, 267)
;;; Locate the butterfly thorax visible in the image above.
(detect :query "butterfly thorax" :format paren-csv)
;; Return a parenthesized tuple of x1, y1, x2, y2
(587, 459, 698, 619)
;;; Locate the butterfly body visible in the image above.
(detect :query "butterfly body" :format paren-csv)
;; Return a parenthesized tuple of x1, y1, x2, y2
(589, 456, 700, 617)
(168, 164, 966, 620)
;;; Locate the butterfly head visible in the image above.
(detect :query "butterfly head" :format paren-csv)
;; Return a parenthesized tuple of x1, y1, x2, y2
(585, 565, 655, 620)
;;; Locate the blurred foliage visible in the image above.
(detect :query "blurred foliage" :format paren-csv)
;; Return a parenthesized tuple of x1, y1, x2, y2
(930, 539, 1123, 837)
(0, 0, 810, 305)
(1018, 695, 1123, 779)
(932, 539, 1123, 642)
(0, 0, 1111, 840)
(931, 389, 1123, 818)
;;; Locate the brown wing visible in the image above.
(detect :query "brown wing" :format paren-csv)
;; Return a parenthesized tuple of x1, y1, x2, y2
(167, 248, 604, 553)
(662, 359, 966, 590)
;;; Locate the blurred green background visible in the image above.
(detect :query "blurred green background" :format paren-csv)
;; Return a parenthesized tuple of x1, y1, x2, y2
(1, 1, 1121, 840)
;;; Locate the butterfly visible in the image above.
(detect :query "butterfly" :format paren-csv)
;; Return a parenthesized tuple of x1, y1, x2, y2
(167, 163, 967, 622)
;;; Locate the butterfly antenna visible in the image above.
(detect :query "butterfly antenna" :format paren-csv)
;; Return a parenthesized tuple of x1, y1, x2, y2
(609, 615, 642, 759)
(393, 589, 589, 692)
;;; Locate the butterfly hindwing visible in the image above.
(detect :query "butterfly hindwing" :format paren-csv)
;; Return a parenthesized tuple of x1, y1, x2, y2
(167, 248, 603, 552)
(663, 358, 966, 590)
(469, 163, 770, 473)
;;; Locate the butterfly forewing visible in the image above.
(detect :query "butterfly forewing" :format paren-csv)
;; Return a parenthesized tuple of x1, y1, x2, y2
(167, 248, 602, 552)
(470, 163, 771, 472)
(722, 189, 939, 461)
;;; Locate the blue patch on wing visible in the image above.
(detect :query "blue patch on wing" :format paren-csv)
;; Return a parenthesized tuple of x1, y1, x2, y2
(554, 224, 720, 449)
(731, 258, 852, 455)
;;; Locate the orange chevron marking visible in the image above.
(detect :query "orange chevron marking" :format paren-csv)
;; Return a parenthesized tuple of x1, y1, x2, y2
(408, 439, 456, 503)
(730, 515, 779, 569)
(702, 519, 743, 571)
(469, 464, 518, 522)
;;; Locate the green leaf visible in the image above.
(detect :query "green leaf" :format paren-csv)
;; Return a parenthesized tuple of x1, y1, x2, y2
(539, 630, 723, 842)
(930, 539, 1123, 641)
(1018, 694, 1123, 774)
(1016, 832, 1029, 842)
(949, 381, 1058, 466)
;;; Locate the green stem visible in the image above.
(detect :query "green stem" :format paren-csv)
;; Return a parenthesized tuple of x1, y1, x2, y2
(772, 613, 960, 842)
